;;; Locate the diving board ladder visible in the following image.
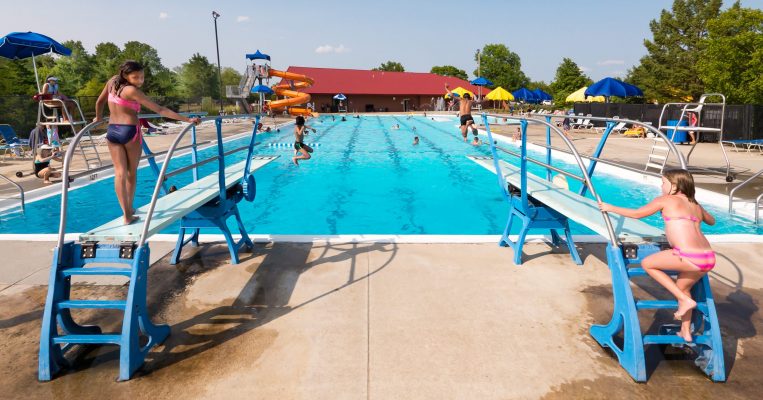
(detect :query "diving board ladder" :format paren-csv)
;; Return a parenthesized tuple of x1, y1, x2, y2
(39, 113, 275, 381)
(480, 113, 726, 382)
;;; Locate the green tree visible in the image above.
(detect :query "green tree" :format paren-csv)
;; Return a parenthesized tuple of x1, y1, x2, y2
(48, 40, 95, 95)
(549, 58, 592, 103)
(697, 2, 763, 104)
(221, 67, 243, 87)
(93, 42, 123, 82)
(430, 65, 468, 81)
(474, 44, 529, 91)
(372, 61, 405, 72)
(0, 58, 37, 95)
(121, 41, 174, 96)
(177, 53, 219, 99)
(627, 0, 722, 102)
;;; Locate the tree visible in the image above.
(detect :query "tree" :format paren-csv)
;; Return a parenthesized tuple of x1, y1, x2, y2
(221, 67, 243, 87)
(549, 58, 592, 103)
(121, 41, 175, 96)
(372, 61, 405, 72)
(697, 2, 763, 104)
(93, 42, 123, 82)
(176, 53, 219, 99)
(430, 65, 468, 81)
(48, 40, 95, 95)
(474, 44, 529, 91)
(627, 0, 722, 102)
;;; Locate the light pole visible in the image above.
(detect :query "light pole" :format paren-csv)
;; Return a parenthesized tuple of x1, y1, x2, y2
(212, 11, 224, 115)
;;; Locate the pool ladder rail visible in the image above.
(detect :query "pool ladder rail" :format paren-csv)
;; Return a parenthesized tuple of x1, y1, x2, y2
(0, 172, 24, 214)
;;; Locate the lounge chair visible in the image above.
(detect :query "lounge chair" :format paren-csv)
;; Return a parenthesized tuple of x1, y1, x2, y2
(722, 138, 763, 153)
(0, 124, 31, 159)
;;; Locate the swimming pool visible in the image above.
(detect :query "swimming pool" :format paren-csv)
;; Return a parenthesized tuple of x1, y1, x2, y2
(0, 115, 761, 236)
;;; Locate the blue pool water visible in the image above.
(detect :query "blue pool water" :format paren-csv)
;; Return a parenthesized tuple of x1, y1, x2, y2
(0, 115, 760, 236)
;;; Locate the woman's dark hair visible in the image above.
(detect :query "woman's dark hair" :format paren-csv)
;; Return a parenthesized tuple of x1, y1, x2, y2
(109, 60, 144, 95)
(663, 168, 697, 204)
(296, 116, 305, 126)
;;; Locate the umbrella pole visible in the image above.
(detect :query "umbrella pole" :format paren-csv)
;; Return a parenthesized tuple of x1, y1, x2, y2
(32, 54, 41, 93)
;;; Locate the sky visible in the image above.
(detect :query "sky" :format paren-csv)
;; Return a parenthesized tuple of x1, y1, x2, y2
(3, 0, 762, 83)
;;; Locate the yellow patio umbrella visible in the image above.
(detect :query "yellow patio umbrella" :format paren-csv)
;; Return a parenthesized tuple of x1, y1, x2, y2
(446, 86, 475, 99)
(485, 86, 514, 101)
(566, 86, 605, 103)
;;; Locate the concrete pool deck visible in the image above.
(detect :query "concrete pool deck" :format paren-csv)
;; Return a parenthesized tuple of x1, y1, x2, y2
(0, 240, 762, 399)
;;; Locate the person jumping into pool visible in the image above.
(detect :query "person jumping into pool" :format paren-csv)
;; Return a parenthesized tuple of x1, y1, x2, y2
(95, 60, 201, 225)
(598, 169, 716, 343)
(446, 84, 478, 141)
(292, 115, 316, 166)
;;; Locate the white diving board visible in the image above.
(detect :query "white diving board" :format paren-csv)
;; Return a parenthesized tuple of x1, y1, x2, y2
(79, 155, 278, 243)
(468, 156, 665, 243)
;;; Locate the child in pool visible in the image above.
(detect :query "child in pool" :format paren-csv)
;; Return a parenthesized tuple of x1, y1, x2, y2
(292, 115, 316, 166)
(598, 169, 716, 342)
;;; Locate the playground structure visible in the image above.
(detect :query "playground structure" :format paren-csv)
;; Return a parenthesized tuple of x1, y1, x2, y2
(226, 49, 316, 117)
(472, 112, 726, 382)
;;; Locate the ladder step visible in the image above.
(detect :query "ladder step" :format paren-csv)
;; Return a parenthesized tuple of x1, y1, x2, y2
(648, 154, 667, 161)
(52, 334, 121, 345)
(61, 267, 132, 277)
(652, 145, 669, 151)
(636, 299, 709, 314)
(627, 267, 679, 277)
(645, 162, 664, 170)
(57, 299, 126, 310)
(643, 334, 712, 346)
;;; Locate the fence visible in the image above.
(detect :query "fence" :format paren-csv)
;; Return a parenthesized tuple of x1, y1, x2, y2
(572, 103, 763, 141)
(0, 95, 241, 138)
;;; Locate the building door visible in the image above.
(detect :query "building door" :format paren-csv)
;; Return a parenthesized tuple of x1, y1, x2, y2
(402, 99, 410, 112)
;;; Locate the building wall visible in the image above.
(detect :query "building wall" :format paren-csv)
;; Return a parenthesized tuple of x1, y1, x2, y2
(308, 94, 442, 113)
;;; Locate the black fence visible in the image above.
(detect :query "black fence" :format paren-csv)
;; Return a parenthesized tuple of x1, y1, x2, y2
(0, 95, 239, 138)
(572, 103, 763, 141)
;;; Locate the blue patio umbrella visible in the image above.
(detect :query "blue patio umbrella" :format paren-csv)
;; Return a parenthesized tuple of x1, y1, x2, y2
(251, 85, 274, 95)
(584, 77, 643, 101)
(470, 77, 493, 99)
(512, 87, 539, 103)
(532, 88, 552, 101)
(333, 93, 347, 100)
(0, 31, 72, 92)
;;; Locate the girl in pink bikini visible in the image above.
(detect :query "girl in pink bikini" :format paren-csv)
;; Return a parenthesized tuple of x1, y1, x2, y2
(599, 169, 716, 342)
(95, 61, 200, 224)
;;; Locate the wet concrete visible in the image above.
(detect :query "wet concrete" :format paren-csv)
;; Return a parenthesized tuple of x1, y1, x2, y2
(0, 242, 761, 399)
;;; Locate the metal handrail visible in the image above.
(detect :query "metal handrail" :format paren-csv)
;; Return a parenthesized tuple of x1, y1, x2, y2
(138, 113, 256, 248)
(756, 193, 763, 224)
(482, 112, 687, 247)
(525, 141, 665, 179)
(0, 173, 24, 213)
(55, 111, 211, 259)
(728, 167, 763, 215)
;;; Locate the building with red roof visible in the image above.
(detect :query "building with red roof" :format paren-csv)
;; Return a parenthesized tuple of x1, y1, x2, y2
(281, 66, 486, 113)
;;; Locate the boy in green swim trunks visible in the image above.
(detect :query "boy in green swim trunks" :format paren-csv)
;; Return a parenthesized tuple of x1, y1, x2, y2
(293, 115, 316, 165)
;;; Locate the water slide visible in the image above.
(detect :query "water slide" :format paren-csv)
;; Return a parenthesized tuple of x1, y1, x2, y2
(268, 69, 316, 116)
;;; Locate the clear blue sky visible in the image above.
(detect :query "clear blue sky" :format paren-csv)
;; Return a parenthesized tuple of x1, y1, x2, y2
(3, 0, 762, 82)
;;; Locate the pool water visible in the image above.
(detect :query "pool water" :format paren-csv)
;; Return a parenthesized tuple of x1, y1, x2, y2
(0, 115, 760, 236)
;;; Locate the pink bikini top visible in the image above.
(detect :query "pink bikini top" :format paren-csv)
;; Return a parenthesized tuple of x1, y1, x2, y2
(662, 215, 700, 222)
(108, 91, 141, 113)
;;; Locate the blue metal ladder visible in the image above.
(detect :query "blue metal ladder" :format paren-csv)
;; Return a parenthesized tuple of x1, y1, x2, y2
(591, 242, 726, 382)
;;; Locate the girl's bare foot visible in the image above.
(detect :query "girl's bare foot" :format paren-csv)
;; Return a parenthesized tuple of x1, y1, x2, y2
(292, 157, 299, 166)
(674, 297, 697, 319)
(123, 215, 139, 225)
(677, 329, 693, 343)
(43, 180, 52, 185)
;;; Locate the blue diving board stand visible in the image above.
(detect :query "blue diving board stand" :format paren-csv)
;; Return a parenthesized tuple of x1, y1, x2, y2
(39, 115, 277, 382)
(474, 114, 725, 382)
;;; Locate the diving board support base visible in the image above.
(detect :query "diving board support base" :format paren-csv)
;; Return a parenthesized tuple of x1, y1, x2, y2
(171, 195, 253, 265)
(39, 242, 170, 381)
(500, 188, 581, 266)
(590, 243, 726, 382)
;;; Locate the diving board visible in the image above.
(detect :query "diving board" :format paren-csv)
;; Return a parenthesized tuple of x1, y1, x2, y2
(79, 155, 277, 243)
(468, 155, 665, 243)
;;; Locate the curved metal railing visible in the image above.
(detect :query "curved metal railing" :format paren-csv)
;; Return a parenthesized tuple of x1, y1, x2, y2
(55, 112, 213, 256)
(481, 112, 687, 247)
(0, 173, 24, 213)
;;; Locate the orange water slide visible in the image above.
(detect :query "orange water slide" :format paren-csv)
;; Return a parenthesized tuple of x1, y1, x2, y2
(268, 69, 316, 116)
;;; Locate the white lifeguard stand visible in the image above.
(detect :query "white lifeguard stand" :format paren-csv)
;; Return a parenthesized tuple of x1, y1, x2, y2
(226, 50, 272, 114)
